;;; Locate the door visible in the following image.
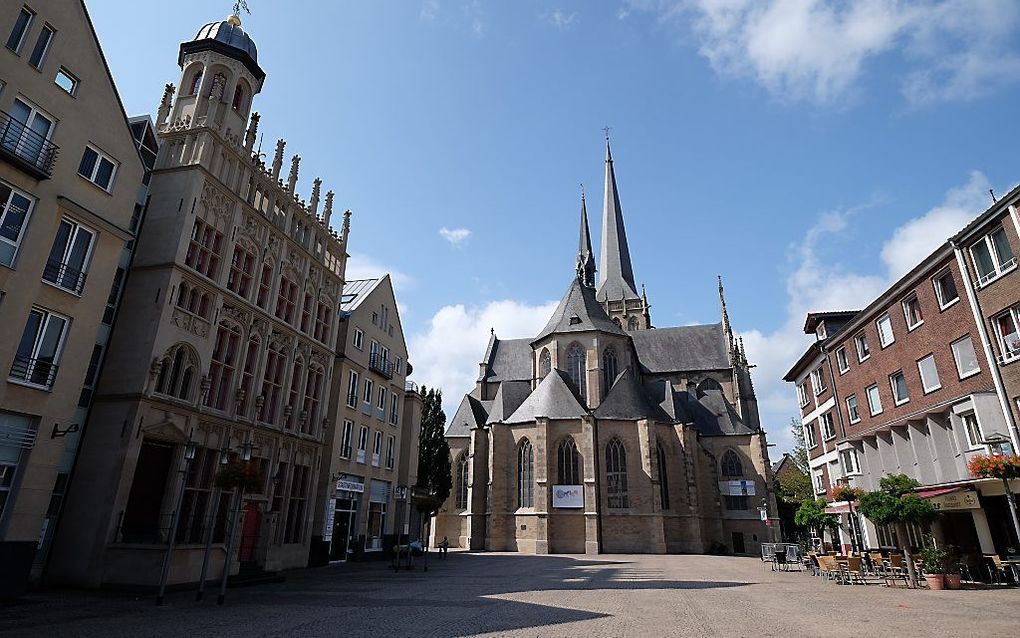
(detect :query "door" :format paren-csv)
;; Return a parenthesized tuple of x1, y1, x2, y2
(732, 531, 746, 554)
(238, 501, 261, 563)
(330, 501, 356, 561)
(121, 441, 174, 543)
(5, 98, 53, 165)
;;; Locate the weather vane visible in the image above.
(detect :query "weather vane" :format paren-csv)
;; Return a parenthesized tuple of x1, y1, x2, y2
(232, 1, 251, 17)
(602, 125, 612, 141)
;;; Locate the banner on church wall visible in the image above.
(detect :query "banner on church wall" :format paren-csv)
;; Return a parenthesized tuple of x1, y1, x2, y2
(552, 485, 584, 508)
(719, 480, 756, 496)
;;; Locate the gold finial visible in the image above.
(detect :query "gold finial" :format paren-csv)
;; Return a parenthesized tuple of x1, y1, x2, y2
(227, 14, 242, 26)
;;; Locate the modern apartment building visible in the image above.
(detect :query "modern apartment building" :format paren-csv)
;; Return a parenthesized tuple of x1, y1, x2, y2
(0, 0, 144, 594)
(49, 14, 352, 588)
(785, 187, 1020, 559)
(313, 276, 423, 563)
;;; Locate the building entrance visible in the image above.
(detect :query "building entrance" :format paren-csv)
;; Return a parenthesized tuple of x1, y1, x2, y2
(329, 497, 357, 561)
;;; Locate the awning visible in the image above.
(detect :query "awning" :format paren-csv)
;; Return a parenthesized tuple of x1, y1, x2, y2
(824, 503, 850, 515)
(916, 486, 964, 500)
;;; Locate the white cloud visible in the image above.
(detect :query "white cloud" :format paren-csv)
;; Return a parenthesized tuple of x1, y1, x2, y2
(420, 0, 440, 22)
(628, 0, 1020, 106)
(739, 171, 991, 453)
(543, 9, 579, 31)
(464, 0, 487, 39)
(408, 299, 558, 417)
(345, 252, 413, 291)
(439, 226, 472, 246)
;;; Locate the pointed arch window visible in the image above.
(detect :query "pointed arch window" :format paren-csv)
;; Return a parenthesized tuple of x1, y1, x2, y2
(286, 357, 305, 430)
(602, 347, 618, 396)
(656, 442, 670, 510)
(517, 438, 534, 508)
(539, 348, 551, 378)
(232, 84, 246, 112)
(455, 453, 469, 510)
(258, 341, 286, 424)
(627, 316, 639, 331)
(721, 450, 744, 478)
(155, 344, 197, 401)
(697, 377, 723, 398)
(206, 322, 241, 410)
(188, 69, 203, 96)
(566, 343, 586, 401)
(606, 438, 628, 509)
(557, 437, 581, 485)
(237, 333, 260, 415)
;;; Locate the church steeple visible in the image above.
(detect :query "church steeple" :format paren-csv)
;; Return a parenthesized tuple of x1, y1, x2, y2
(577, 188, 596, 288)
(597, 137, 640, 303)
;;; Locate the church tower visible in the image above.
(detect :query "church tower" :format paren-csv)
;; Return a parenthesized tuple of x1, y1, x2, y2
(596, 138, 651, 330)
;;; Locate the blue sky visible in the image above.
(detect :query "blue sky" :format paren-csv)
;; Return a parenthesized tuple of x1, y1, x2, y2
(88, 1, 1020, 453)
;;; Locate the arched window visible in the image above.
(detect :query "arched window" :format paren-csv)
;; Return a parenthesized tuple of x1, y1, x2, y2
(606, 438, 628, 508)
(176, 282, 190, 309)
(227, 243, 256, 298)
(657, 442, 670, 510)
(302, 365, 324, 436)
(188, 69, 203, 96)
(155, 344, 198, 400)
(517, 438, 534, 508)
(231, 84, 246, 112)
(565, 343, 586, 401)
(627, 316, 639, 331)
(557, 437, 581, 485)
(455, 453, 469, 509)
(286, 357, 305, 430)
(721, 450, 744, 478)
(697, 377, 723, 398)
(602, 347, 618, 395)
(538, 348, 551, 378)
(258, 341, 286, 424)
(205, 322, 241, 410)
(613, 317, 622, 328)
(237, 334, 261, 415)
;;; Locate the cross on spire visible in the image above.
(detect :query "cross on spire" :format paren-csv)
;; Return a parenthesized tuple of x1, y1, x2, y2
(601, 125, 612, 141)
(232, 1, 250, 17)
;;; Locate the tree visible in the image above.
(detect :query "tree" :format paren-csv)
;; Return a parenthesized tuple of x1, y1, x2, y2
(415, 386, 452, 521)
(857, 473, 938, 588)
(789, 417, 809, 473)
(775, 469, 814, 542)
(794, 498, 840, 544)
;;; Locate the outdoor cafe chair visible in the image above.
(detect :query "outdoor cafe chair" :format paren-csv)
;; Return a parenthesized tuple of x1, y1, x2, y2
(985, 555, 1014, 585)
(844, 556, 867, 585)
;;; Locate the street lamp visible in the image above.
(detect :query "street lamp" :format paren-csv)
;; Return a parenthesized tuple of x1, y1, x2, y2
(156, 431, 198, 606)
(983, 433, 1020, 551)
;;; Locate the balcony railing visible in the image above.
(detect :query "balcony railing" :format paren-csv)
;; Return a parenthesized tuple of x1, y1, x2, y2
(0, 110, 59, 179)
(369, 353, 394, 380)
(42, 259, 87, 295)
(9, 355, 58, 388)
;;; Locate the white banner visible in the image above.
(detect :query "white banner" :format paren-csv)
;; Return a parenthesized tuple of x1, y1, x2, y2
(719, 480, 756, 496)
(552, 485, 584, 508)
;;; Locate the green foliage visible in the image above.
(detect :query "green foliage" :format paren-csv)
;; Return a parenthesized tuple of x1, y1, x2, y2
(789, 417, 809, 473)
(415, 386, 452, 517)
(776, 469, 813, 507)
(794, 498, 840, 534)
(858, 473, 938, 527)
(919, 536, 952, 575)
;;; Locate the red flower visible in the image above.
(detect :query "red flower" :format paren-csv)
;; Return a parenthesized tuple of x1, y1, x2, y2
(968, 454, 1020, 480)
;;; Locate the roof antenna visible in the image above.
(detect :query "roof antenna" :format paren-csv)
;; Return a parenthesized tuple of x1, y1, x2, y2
(990, 189, 997, 204)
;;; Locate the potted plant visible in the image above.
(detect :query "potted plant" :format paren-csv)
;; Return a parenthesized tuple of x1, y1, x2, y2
(919, 539, 949, 590)
(942, 544, 961, 590)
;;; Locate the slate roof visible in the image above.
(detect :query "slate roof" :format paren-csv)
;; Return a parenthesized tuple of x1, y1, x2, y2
(630, 324, 729, 373)
(446, 395, 488, 437)
(682, 389, 755, 436)
(534, 278, 628, 342)
(594, 367, 671, 421)
(480, 338, 532, 383)
(597, 140, 640, 303)
(182, 19, 264, 80)
(505, 370, 587, 424)
(486, 381, 532, 424)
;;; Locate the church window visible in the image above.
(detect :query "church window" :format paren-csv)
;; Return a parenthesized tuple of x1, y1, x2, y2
(606, 438, 628, 509)
(155, 344, 198, 401)
(286, 357, 304, 430)
(232, 84, 246, 112)
(188, 69, 203, 96)
(185, 219, 223, 280)
(601, 347, 618, 396)
(657, 442, 670, 510)
(696, 378, 723, 398)
(258, 342, 286, 424)
(557, 437, 581, 485)
(205, 322, 241, 411)
(627, 316, 638, 331)
(517, 438, 534, 508)
(566, 343, 587, 401)
(721, 450, 744, 478)
(237, 334, 260, 415)
(227, 243, 256, 298)
(538, 349, 551, 378)
(455, 453, 469, 509)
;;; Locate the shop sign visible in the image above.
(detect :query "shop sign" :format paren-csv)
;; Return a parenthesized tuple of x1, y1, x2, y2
(323, 498, 336, 540)
(931, 489, 980, 511)
(336, 478, 365, 493)
(552, 485, 584, 508)
(719, 480, 756, 496)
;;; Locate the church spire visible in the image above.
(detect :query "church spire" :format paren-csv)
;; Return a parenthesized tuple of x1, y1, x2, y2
(597, 135, 639, 303)
(719, 275, 736, 359)
(577, 186, 596, 288)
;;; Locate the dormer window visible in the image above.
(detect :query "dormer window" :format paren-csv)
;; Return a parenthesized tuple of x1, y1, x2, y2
(815, 321, 826, 340)
(568, 313, 581, 326)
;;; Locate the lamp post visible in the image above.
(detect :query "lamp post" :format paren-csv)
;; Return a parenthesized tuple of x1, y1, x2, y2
(983, 434, 1020, 550)
(217, 436, 259, 605)
(156, 432, 198, 606)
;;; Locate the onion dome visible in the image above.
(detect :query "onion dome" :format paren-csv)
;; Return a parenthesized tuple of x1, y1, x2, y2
(179, 15, 265, 81)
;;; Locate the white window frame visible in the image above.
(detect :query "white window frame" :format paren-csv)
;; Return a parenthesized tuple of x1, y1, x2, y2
(813, 470, 826, 495)
(77, 144, 119, 192)
(820, 411, 836, 441)
(846, 394, 860, 424)
(372, 430, 382, 467)
(810, 366, 826, 396)
(992, 306, 1020, 364)
(10, 307, 69, 389)
(42, 218, 95, 295)
(866, 384, 883, 416)
(28, 23, 54, 70)
(876, 313, 895, 348)
(353, 327, 364, 350)
(902, 294, 923, 331)
(932, 269, 960, 310)
(6, 7, 34, 54)
(54, 67, 78, 96)
(855, 332, 870, 362)
(917, 354, 941, 393)
(339, 420, 353, 459)
(889, 370, 909, 406)
(970, 226, 1017, 288)
(815, 321, 827, 340)
(385, 435, 395, 469)
(805, 422, 818, 449)
(951, 335, 981, 379)
(841, 449, 861, 476)
(962, 412, 984, 450)
(346, 370, 359, 408)
(835, 346, 849, 374)
(797, 383, 809, 408)
(0, 182, 35, 267)
(357, 425, 368, 464)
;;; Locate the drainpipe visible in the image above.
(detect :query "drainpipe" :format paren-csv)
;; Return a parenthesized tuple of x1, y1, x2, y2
(952, 242, 1020, 452)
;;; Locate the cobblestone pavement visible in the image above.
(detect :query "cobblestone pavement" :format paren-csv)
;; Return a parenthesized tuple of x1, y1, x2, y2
(2, 552, 1019, 637)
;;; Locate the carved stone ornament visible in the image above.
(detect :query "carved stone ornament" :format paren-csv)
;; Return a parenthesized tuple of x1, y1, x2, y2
(221, 304, 249, 327)
(200, 181, 234, 223)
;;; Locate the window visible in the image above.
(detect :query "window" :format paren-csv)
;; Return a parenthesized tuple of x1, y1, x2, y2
(605, 438, 628, 508)
(836, 347, 849, 374)
(237, 335, 260, 415)
(372, 430, 382, 467)
(951, 335, 980, 379)
(971, 226, 1016, 286)
(302, 366, 324, 435)
(556, 437, 581, 485)
(890, 371, 909, 405)
(855, 332, 870, 362)
(455, 453, 469, 509)
(153, 344, 197, 401)
(175, 447, 231, 544)
(0, 182, 33, 267)
(346, 370, 359, 408)
(6, 7, 33, 53)
(539, 348, 551, 378)
(805, 422, 818, 448)
(656, 443, 669, 510)
(77, 145, 118, 192)
(11, 308, 67, 388)
(283, 464, 309, 544)
(876, 314, 895, 347)
(933, 270, 959, 309)
(841, 449, 860, 475)
(357, 425, 368, 463)
(797, 383, 809, 408)
(231, 84, 246, 112)
(810, 366, 826, 396)
(43, 219, 94, 294)
(846, 395, 860, 424)
(517, 439, 534, 508)
(917, 354, 941, 393)
(815, 321, 827, 340)
(866, 384, 883, 416)
(188, 69, 203, 96)
(902, 294, 923, 330)
(226, 243, 255, 297)
(314, 301, 331, 343)
(174, 282, 212, 319)
(721, 450, 744, 477)
(54, 68, 78, 96)
(340, 420, 353, 459)
(5, 97, 55, 171)
(813, 471, 826, 494)
(28, 24, 54, 69)
(385, 435, 395, 469)
(353, 328, 364, 350)
(601, 347, 618, 396)
(257, 342, 286, 423)
(565, 343, 586, 400)
(363, 378, 374, 409)
(185, 219, 223, 279)
(395, 356, 403, 375)
(78, 343, 102, 407)
(376, 386, 386, 419)
(274, 277, 298, 323)
(205, 322, 240, 410)
(255, 262, 273, 308)
(993, 307, 1020, 362)
(389, 392, 399, 425)
(299, 292, 312, 332)
(285, 359, 304, 430)
(820, 411, 836, 440)
(962, 413, 983, 449)
(102, 267, 124, 325)
(725, 495, 749, 511)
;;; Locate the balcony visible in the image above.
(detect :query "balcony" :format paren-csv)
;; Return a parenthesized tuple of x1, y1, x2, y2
(42, 260, 87, 295)
(9, 355, 58, 389)
(0, 110, 59, 179)
(369, 353, 394, 380)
